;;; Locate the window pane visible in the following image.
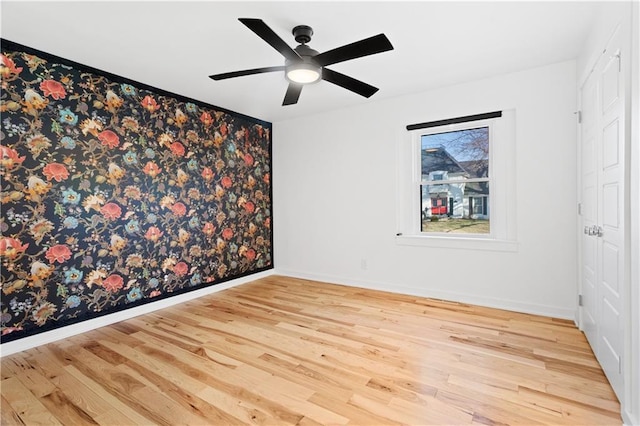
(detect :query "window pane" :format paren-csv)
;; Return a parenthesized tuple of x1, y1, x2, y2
(421, 182, 490, 234)
(421, 127, 489, 180)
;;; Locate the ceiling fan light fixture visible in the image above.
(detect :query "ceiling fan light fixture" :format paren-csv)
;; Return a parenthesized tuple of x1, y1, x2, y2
(286, 62, 321, 84)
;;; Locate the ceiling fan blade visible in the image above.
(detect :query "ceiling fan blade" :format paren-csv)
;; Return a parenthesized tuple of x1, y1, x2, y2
(282, 83, 303, 106)
(321, 68, 379, 98)
(209, 66, 285, 80)
(239, 18, 301, 62)
(313, 34, 393, 67)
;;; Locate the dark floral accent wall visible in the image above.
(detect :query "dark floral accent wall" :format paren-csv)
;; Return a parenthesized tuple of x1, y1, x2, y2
(0, 40, 273, 343)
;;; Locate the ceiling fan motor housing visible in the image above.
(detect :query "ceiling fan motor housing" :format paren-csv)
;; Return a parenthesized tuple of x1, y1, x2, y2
(292, 25, 314, 44)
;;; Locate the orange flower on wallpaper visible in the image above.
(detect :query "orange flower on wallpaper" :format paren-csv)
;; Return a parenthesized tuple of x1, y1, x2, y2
(244, 201, 255, 214)
(102, 274, 124, 293)
(200, 111, 213, 126)
(145, 226, 163, 242)
(221, 176, 232, 188)
(222, 227, 233, 240)
(170, 202, 187, 217)
(170, 142, 186, 157)
(142, 161, 162, 177)
(0, 54, 23, 76)
(100, 202, 122, 220)
(0, 237, 29, 259)
(141, 95, 160, 112)
(0, 145, 26, 169)
(39, 79, 66, 100)
(173, 261, 188, 276)
(98, 130, 120, 149)
(245, 248, 256, 261)
(202, 222, 215, 237)
(201, 167, 214, 181)
(42, 163, 69, 182)
(45, 244, 72, 264)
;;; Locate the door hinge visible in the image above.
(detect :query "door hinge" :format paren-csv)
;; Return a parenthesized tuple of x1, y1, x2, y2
(578, 294, 583, 307)
(578, 203, 582, 215)
(575, 110, 582, 124)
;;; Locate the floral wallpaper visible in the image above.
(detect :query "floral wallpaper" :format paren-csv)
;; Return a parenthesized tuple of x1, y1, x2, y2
(0, 40, 272, 343)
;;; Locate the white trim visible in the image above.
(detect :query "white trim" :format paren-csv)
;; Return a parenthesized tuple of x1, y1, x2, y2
(276, 268, 575, 320)
(395, 234, 518, 252)
(0, 269, 275, 357)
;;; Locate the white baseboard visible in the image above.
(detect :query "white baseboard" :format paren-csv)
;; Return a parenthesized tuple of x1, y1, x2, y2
(0, 269, 275, 357)
(275, 268, 576, 321)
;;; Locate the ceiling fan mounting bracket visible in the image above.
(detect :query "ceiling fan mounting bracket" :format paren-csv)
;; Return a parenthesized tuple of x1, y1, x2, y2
(292, 25, 313, 44)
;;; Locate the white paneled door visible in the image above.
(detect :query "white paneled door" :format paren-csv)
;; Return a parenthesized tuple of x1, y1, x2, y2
(579, 24, 626, 401)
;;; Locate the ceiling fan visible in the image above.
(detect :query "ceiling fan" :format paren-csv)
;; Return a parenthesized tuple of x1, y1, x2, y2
(209, 18, 394, 106)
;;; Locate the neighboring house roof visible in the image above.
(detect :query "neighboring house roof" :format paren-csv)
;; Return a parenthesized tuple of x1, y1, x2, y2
(422, 147, 489, 196)
(421, 147, 468, 178)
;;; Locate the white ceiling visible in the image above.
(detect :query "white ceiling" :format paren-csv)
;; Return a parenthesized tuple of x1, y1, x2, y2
(1, 1, 602, 123)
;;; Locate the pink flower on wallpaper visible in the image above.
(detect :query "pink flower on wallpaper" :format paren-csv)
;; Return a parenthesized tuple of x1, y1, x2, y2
(45, 244, 72, 264)
(102, 274, 124, 293)
(169, 142, 185, 157)
(202, 222, 216, 237)
(201, 167, 214, 181)
(222, 227, 233, 240)
(0, 54, 23, 75)
(100, 202, 122, 220)
(0, 145, 26, 169)
(39, 79, 66, 100)
(145, 226, 163, 242)
(170, 202, 187, 216)
(245, 248, 256, 261)
(98, 130, 120, 149)
(200, 111, 213, 126)
(42, 163, 69, 182)
(220, 123, 228, 136)
(244, 201, 255, 214)
(0, 237, 29, 259)
(244, 153, 254, 166)
(143, 161, 162, 177)
(141, 95, 160, 112)
(173, 262, 188, 276)
(221, 176, 232, 189)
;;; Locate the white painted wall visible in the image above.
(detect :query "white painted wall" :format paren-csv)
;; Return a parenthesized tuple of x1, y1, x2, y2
(273, 60, 578, 319)
(576, 2, 638, 424)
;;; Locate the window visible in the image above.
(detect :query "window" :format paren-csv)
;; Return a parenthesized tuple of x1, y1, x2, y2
(396, 110, 517, 251)
(420, 127, 490, 234)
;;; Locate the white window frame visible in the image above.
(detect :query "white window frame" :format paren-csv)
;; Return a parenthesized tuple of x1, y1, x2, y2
(396, 109, 518, 252)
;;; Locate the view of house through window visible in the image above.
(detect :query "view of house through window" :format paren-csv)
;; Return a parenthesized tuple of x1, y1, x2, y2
(420, 127, 490, 234)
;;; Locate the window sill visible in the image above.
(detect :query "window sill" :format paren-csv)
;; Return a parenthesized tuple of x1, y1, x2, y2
(395, 234, 519, 252)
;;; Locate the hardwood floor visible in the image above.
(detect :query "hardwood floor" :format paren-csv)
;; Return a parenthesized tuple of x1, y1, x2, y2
(1, 275, 621, 425)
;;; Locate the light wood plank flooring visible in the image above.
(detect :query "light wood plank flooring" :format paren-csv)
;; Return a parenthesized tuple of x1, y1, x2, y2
(1, 275, 621, 425)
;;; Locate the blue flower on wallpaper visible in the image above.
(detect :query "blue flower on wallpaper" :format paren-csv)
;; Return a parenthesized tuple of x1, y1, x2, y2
(144, 148, 155, 159)
(62, 217, 79, 229)
(127, 288, 142, 302)
(125, 220, 140, 235)
(120, 83, 136, 96)
(58, 108, 78, 125)
(60, 136, 76, 149)
(64, 268, 83, 284)
(123, 151, 138, 165)
(65, 295, 81, 309)
(62, 188, 81, 205)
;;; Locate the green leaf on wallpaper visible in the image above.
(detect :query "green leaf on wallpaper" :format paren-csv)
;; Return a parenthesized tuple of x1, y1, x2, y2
(51, 120, 62, 135)
(142, 268, 150, 279)
(56, 283, 68, 298)
(139, 135, 146, 146)
(54, 202, 65, 216)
